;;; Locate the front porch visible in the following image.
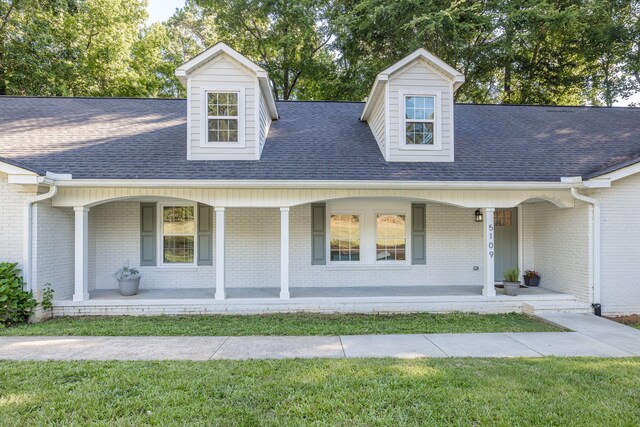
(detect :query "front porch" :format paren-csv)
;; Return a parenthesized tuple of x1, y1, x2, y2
(38, 187, 595, 316)
(52, 285, 590, 317)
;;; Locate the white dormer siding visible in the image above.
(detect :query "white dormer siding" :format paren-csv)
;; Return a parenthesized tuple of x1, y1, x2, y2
(258, 89, 271, 156)
(361, 49, 464, 163)
(176, 43, 277, 161)
(369, 91, 387, 155)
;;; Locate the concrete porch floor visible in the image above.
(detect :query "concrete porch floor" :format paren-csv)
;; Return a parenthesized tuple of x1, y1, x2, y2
(85, 285, 565, 300)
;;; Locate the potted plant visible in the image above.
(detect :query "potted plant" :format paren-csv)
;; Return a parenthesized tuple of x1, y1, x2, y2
(503, 268, 521, 296)
(523, 270, 541, 287)
(114, 264, 141, 296)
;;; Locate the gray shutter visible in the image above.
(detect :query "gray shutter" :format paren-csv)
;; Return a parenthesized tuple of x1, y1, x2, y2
(411, 203, 426, 265)
(197, 204, 213, 266)
(311, 203, 326, 265)
(140, 203, 157, 266)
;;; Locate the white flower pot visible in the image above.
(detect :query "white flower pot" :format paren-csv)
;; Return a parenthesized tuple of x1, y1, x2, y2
(504, 281, 521, 296)
(118, 277, 140, 296)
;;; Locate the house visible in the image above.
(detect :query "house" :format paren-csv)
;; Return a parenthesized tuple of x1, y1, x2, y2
(1, 42, 639, 317)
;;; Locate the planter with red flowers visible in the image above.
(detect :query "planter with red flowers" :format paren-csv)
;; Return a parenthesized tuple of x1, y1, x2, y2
(523, 270, 541, 287)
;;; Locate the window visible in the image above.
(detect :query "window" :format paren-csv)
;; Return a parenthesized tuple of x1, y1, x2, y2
(404, 95, 435, 145)
(376, 214, 406, 261)
(330, 214, 360, 261)
(162, 206, 195, 264)
(494, 210, 512, 227)
(207, 92, 239, 143)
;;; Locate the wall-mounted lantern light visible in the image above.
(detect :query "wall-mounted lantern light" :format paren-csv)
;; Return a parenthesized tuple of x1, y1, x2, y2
(475, 209, 483, 223)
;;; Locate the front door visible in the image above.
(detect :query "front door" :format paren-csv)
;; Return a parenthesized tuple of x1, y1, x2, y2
(494, 208, 518, 281)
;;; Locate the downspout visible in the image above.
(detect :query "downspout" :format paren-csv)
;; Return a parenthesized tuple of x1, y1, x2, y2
(23, 185, 58, 292)
(570, 188, 601, 313)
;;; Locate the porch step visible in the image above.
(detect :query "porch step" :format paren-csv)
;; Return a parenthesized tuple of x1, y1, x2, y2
(522, 301, 592, 315)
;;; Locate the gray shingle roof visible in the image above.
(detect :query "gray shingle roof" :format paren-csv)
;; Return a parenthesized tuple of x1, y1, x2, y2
(0, 96, 639, 182)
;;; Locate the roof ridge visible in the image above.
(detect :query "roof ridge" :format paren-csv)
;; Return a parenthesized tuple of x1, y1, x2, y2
(276, 100, 365, 104)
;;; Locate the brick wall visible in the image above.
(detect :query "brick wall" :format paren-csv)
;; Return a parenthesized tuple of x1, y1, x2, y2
(226, 208, 280, 288)
(523, 201, 592, 303)
(32, 200, 74, 299)
(591, 173, 640, 314)
(92, 201, 215, 289)
(290, 203, 484, 287)
(0, 174, 28, 267)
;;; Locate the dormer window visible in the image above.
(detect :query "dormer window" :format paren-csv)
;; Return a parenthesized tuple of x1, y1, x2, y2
(405, 96, 434, 145)
(399, 91, 442, 151)
(200, 86, 246, 148)
(207, 91, 239, 143)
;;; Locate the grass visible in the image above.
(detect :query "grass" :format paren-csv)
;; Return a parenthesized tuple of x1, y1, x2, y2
(0, 358, 639, 425)
(0, 312, 563, 336)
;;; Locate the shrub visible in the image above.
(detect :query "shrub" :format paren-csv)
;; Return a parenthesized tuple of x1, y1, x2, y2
(41, 282, 55, 311)
(0, 262, 37, 327)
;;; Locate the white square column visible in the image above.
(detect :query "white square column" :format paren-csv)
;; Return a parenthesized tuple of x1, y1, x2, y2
(215, 207, 226, 300)
(483, 207, 496, 297)
(280, 207, 290, 299)
(73, 206, 90, 302)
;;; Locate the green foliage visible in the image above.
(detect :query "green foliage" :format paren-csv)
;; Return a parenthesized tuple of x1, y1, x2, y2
(0, 262, 37, 327)
(41, 283, 55, 312)
(503, 267, 520, 282)
(1, 0, 638, 104)
(194, 0, 334, 99)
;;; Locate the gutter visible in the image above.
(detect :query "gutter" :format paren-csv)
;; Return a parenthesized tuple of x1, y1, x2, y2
(22, 184, 58, 292)
(52, 178, 581, 191)
(570, 187, 601, 307)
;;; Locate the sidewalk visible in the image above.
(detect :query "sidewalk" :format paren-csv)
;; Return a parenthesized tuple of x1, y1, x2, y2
(1, 314, 639, 361)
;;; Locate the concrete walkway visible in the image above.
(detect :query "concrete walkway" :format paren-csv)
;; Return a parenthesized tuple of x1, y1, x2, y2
(1, 314, 639, 361)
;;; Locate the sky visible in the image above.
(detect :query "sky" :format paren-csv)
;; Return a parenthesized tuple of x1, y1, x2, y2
(147, 0, 184, 24)
(145, 0, 638, 106)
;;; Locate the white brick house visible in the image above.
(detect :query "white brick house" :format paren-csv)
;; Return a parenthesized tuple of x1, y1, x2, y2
(1, 43, 639, 316)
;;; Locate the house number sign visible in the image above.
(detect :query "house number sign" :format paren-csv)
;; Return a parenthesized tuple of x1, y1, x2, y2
(488, 223, 494, 258)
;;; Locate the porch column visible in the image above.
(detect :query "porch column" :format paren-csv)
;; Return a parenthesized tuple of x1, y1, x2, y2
(73, 206, 90, 302)
(280, 207, 290, 299)
(215, 207, 226, 300)
(483, 207, 496, 297)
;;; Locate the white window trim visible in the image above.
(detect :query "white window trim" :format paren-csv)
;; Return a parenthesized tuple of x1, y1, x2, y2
(327, 210, 364, 264)
(326, 202, 412, 266)
(374, 211, 410, 265)
(157, 202, 198, 267)
(399, 90, 442, 151)
(199, 85, 246, 148)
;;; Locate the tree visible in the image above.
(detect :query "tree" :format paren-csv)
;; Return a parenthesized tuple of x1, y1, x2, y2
(195, 0, 334, 100)
(0, 0, 150, 97)
(581, 0, 639, 106)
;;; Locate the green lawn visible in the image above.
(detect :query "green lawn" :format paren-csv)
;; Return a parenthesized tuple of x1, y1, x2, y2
(0, 312, 563, 336)
(0, 358, 639, 425)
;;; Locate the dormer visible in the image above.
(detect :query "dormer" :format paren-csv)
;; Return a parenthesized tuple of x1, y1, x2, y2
(176, 42, 278, 160)
(361, 49, 465, 162)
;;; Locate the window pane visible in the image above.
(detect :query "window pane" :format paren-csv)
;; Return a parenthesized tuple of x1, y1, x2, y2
(330, 214, 360, 261)
(376, 215, 406, 261)
(208, 119, 239, 143)
(163, 206, 195, 235)
(405, 122, 434, 145)
(405, 96, 435, 120)
(163, 236, 194, 263)
(207, 92, 239, 117)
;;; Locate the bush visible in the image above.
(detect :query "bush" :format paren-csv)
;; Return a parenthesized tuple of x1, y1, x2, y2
(0, 262, 37, 327)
